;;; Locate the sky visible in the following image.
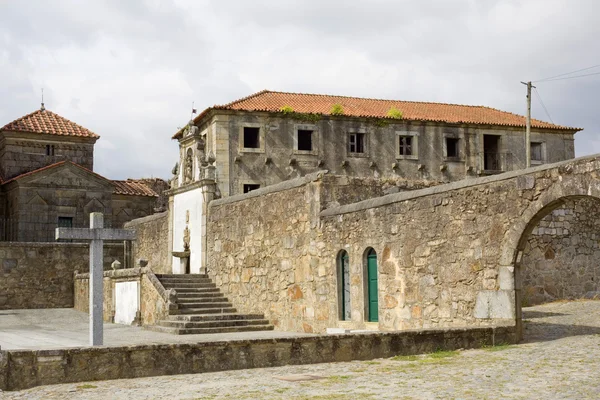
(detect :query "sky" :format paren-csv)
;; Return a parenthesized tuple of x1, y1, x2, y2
(1, 0, 599, 180)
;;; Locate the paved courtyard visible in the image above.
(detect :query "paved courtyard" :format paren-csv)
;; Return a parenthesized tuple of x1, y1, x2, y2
(0, 308, 311, 350)
(2, 300, 600, 399)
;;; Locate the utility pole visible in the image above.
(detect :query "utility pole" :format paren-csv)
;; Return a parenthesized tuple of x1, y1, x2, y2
(521, 81, 535, 168)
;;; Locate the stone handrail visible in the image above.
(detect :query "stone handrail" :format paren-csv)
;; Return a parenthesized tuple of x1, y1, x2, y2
(142, 267, 172, 305)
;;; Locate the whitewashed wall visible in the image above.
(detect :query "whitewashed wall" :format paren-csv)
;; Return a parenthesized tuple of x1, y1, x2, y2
(172, 187, 204, 274)
(114, 281, 139, 325)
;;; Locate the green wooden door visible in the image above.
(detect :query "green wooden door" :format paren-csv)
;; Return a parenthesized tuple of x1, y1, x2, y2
(367, 250, 379, 322)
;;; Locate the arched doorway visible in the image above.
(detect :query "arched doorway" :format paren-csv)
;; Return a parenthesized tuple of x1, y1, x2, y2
(506, 195, 600, 339)
(364, 248, 379, 322)
(337, 250, 351, 320)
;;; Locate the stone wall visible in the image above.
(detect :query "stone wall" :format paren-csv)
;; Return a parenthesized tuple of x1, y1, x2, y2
(196, 111, 575, 197)
(0, 242, 125, 310)
(125, 212, 170, 274)
(521, 197, 600, 305)
(74, 267, 169, 326)
(207, 155, 600, 335)
(0, 324, 516, 391)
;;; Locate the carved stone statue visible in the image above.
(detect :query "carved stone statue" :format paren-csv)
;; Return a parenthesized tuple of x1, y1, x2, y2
(183, 225, 190, 251)
(184, 150, 193, 183)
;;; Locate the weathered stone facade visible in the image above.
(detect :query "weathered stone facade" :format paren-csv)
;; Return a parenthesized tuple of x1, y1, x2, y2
(521, 197, 600, 305)
(0, 242, 125, 310)
(205, 155, 600, 335)
(125, 211, 170, 274)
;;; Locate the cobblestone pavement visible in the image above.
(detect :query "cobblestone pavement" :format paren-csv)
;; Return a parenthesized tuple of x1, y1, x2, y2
(2, 300, 600, 399)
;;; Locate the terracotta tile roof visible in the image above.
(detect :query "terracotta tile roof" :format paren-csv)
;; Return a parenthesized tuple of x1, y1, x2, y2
(2, 161, 110, 185)
(174, 90, 580, 139)
(1, 108, 99, 139)
(112, 180, 159, 197)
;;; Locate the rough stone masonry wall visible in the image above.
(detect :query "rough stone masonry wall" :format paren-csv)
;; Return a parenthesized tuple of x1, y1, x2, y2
(125, 211, 170, 274)
(208, 155, 600, 334)
(0, 242, 125, 310)
(521, 197, 600, 305)
(208, 176, 322, 333)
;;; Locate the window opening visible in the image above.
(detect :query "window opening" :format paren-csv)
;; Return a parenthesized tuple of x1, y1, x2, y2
(243, 127, 260, 149)
(297, 130, 313, 151)
(243, 184, 260, 193)
(531, 142, 543, 162)
(46, 145, 55, 156)
(483, 135, 501, 170)
(446, 138, 459, 158)
(398, 136, 412, 156)
(349, 133, 365, 154)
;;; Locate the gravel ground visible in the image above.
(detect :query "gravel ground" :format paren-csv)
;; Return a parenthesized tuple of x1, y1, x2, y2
(2, 300, 600, 400)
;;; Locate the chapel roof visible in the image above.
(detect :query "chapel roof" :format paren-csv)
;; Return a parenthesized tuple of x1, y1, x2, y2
(1, 108, 99, 139)
(112, 180, 160, 197)
(173, 90, 581, 139)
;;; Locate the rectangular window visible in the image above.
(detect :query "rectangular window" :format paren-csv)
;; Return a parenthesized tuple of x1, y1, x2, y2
(446, 138, 459, 158)
(243, 184, 260, 193)
(57, 217, 73, 228)
(243, 127, 260, 149)
(297, 129, 313, 151)
(348, 133, 365, 154)
(45, 145, 55, 156)
(398, 136, 412, 156)
(531, 142, 543, 162)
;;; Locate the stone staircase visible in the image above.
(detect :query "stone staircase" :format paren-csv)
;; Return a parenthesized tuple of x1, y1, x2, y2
(149, 274, 274, 335)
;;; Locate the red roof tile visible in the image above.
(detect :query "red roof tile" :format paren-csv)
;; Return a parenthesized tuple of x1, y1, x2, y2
(112, 180, 159, 197)
(1, 109, 99, 139)
(174, 90, 580, 139)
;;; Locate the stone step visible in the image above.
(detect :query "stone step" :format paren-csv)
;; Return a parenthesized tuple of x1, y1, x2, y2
(175, 290, 221, 298)
(175, 292, 224, 300)
(156, 274, 209, 279)
(168, 313, 267, 322)
(158, 319, 271, 329)
(178, 301, 232, 309)
(147, 324, 275, 335)
(158, 277, 214, 283)
(161, 283, 217, 289)
(170, 307, 237, 315)
(176, 296, 229, 304)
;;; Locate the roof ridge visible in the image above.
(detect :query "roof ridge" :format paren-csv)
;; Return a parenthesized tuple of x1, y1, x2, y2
(216, 89, 272, 109)
(241, 89, 491, 109)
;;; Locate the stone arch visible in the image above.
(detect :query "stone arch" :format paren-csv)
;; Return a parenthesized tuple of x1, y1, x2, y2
(336, 249, 351, 321)
(498, 179, 600, 339)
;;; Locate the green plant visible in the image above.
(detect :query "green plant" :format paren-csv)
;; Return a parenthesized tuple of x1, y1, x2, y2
(387, 107, 403, 119)
(77, 384, 98, 389)
(330, 103, 344, 116)
(374, 118, 390, 127)
(280, 105, 294, 114)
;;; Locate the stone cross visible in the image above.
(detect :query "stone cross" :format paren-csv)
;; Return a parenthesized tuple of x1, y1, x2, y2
(55, 213, 136, 346)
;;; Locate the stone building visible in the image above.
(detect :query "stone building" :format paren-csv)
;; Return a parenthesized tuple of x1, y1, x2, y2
(0, 106, 167, 242)
(167, 90, 580, 274)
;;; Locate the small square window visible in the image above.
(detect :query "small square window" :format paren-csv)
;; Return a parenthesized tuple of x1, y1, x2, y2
(446, 138, 459, 158)
(398, 136, 412, 156)
(243, 127, 260, 149)
(243, 184, 260, 193)
(57, 216, 73, 228)
(297, 130, 313, 151)
(531, 142, 543, 162)
(348, 133, 365, 154)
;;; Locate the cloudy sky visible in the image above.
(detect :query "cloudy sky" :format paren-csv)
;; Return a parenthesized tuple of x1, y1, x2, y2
(1, 0, 598, 179)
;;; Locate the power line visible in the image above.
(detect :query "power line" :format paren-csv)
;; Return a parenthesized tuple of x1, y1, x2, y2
(533, 87, 554, 124)
(539, 71, 600, 82)
(535, 64, 600, 82)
